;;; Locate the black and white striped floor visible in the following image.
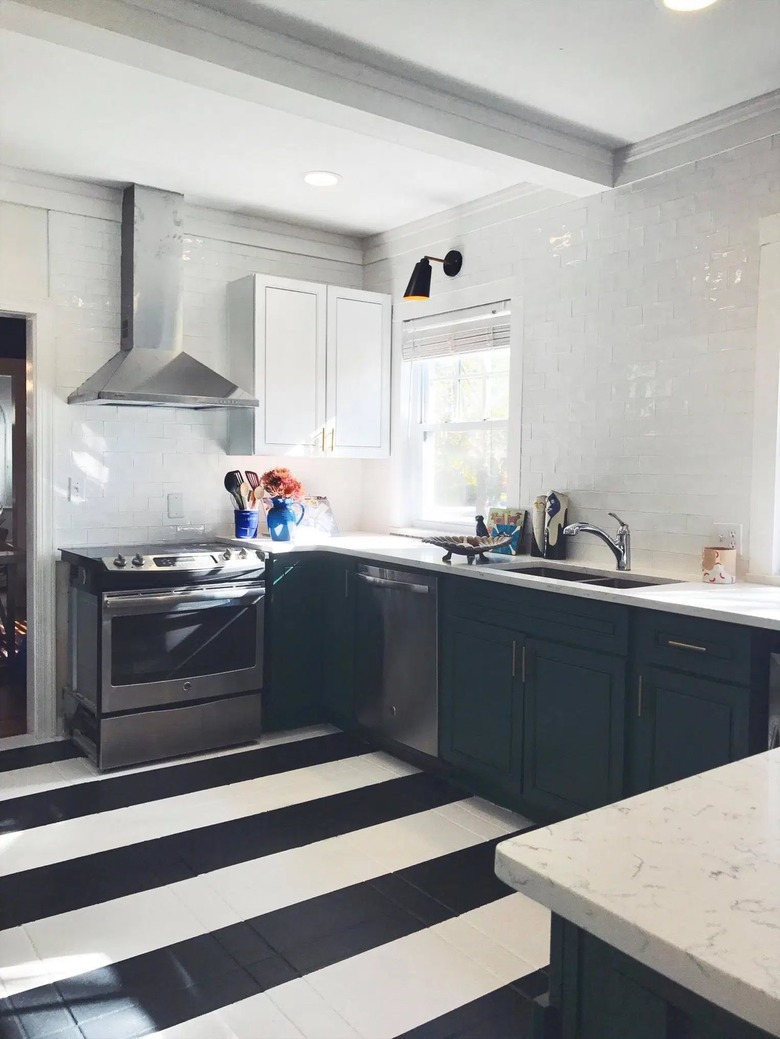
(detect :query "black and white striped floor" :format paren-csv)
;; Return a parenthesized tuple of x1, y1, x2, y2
(0, 726, 550, 1038)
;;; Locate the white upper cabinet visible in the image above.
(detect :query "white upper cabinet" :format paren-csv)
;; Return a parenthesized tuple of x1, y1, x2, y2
(228, 275, 391, 458)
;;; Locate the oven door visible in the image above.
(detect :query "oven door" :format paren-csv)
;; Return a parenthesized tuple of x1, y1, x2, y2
(100, 583, 264, 712)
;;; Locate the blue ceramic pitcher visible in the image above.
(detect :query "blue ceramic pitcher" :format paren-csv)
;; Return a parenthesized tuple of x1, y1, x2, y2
(267, 497, 305, 541)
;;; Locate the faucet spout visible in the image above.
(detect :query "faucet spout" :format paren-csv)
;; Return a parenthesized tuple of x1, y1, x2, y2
(562, 513, 631, 571)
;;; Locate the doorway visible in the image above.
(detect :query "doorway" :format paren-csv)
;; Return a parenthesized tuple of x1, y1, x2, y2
(0, 317, 27, 736)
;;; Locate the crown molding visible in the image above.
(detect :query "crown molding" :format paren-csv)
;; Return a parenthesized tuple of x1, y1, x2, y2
(363, 182, 577, 266)
(5, 0, 614, 194)
(615, 88, 780, 185)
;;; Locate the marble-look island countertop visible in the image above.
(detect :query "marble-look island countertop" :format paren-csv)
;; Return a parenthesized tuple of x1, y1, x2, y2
(226, 532, 780, 632)
(495, 749, 780, 1036)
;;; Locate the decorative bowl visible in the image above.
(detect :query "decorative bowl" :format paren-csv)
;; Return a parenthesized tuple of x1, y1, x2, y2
(422, 534, 514, 564)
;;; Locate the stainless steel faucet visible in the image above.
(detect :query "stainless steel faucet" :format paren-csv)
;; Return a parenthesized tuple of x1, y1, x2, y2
(562, 512, 631, 571)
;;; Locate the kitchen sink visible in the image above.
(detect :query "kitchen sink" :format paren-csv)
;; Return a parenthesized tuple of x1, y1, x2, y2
(490, 560, 679, 589)
(503, 566, 601, 582)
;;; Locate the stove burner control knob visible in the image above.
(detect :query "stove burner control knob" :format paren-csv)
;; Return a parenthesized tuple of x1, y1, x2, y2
(238, 547, 247, 559)
(222, 549, 232, 561)
(131, 553, 145, 568)
(113, 554, 127, 568)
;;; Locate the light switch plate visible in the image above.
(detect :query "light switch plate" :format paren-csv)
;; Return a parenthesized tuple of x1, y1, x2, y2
(68, 477, 83, 503)
(167, 492, 185, 519)
(713, 522, 742, 553)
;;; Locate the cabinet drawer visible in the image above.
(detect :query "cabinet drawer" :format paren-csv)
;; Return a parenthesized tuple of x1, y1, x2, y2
(443, 576, 628, 656)
(635, 610, 752, 684)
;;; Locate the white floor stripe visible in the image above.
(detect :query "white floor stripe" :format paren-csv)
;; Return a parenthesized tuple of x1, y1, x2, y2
(147, 894, 550, 1039)
(0, 724, 339, 802)
(0, 798, 529, 999)
(0, 751, 418, 876)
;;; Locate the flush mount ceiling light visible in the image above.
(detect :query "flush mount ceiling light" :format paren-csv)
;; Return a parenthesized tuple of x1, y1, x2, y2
(662, 0, 719, 10)
(303, 170, 341, 187)
(403, 250, 463, 301)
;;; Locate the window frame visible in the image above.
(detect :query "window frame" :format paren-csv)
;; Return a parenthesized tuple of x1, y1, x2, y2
(394, 278, 522, 535)
(407, 350, 511, 531)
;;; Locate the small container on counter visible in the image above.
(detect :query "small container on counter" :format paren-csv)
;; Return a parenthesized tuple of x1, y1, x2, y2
(234, 509, 260, 539)
(702, 546, 736, 584)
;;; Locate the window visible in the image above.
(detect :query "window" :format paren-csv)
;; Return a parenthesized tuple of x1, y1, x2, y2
(403, 302, 511, 528)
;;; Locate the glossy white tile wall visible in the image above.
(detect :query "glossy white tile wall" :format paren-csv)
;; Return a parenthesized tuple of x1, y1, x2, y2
(363, 136, 780, 576)
(2, 193, 365, 549)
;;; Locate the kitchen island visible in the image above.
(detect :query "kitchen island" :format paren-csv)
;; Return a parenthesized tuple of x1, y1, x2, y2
(495, 749, 780, 1038)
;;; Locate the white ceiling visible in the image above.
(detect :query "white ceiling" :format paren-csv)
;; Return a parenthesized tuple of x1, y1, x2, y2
(217, 0, 780, 143)
(0, 30, 537, 236)
(2, 0, 779, 239)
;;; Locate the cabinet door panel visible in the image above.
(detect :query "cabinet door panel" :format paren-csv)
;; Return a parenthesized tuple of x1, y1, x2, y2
(321, 562, 355, 726)
(441, 617, 522, 780)
(264, 557, 323, 731)
(326, 287, 391, 458)
(635, 668, 750, 792)
(262, 281, 326, 450)
(524, 640, 625, 816)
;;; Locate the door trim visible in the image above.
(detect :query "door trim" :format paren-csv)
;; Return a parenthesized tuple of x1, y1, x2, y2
(0, 298, 57, 740)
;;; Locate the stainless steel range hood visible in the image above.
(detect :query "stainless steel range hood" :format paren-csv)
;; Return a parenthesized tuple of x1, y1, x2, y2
(68, 185, 259, 409)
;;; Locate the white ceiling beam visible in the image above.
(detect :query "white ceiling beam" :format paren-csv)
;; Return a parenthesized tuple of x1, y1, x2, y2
(3, 0, 615, 195)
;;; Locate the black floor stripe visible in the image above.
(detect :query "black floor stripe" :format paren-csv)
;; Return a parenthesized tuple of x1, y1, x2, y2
(395, 978, 545, 1039)
(1, 834, 536, 1039)
(0, 741, 83, 774)
(0, 730, 365, 836)
(0, 771, 467, 928)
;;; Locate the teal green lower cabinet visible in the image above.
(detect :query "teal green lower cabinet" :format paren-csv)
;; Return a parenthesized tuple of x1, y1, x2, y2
(542, 916, 774, 1039)
(523, 640, 626, 816)
(263, 555, 324, 731)
(628, 666, 751, 795)
(320, 560, 356, 727)
(440, 616, 524, 794)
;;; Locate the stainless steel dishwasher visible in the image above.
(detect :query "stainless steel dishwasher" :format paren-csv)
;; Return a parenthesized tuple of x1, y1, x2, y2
(354, 564, 438, 756)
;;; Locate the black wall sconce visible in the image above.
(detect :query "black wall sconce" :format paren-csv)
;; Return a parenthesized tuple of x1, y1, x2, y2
(403, 250, 463, 300)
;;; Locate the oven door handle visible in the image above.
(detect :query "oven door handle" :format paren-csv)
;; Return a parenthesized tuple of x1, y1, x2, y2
(103, 586, 265, 613)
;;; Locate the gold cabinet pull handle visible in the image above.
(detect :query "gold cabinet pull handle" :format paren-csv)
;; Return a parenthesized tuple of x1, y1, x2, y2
(637, 674, 643, 717)
(511, 640, 517, 678)
(666, 639, 707, 653)
(330, 427, 335, 452)
(320, 427, 326, 452)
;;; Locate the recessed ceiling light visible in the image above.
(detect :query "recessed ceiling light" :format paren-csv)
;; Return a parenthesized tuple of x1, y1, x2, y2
(303, 171, 341, 187)
(662, 0, 719, 10)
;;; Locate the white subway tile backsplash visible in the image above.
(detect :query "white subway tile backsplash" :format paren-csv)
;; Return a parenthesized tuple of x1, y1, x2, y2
(363, 134, 780, 573)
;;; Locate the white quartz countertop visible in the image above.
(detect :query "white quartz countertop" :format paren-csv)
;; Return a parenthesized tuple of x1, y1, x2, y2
(495, 750, 780, 1036)
(231, 532, 780, 632)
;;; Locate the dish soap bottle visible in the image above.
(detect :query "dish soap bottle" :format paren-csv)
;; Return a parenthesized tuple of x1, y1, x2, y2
(475, 515, 490, 537)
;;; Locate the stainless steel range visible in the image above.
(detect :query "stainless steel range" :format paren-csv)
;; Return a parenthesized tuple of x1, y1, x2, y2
(60, 541, 266, 770)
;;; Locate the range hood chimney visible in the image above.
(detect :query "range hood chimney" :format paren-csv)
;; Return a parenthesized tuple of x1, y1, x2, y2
(68, 185, 259, 409)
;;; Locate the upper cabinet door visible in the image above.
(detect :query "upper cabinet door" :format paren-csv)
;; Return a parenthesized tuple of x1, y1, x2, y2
(258, 277, 327, 454)
(326, 286, 391, 458)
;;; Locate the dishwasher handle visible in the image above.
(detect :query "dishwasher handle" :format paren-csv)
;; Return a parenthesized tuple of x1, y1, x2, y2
(355, 572, 432, 595)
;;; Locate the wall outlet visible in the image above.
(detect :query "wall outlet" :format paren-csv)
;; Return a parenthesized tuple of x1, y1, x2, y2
(68, 477, 83, 504)
(713, 523, 742, 553)
(167, 493, 185, 520)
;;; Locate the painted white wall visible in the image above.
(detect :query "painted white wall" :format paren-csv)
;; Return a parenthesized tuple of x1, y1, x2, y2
(0, 169, 367, 549)
(362, 135, 780, 578)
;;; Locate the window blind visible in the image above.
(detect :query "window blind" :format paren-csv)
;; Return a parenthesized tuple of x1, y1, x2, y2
(401, 300, 511, 361)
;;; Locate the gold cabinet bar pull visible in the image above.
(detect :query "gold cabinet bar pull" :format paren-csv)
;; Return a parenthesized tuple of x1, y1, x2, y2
(666, 639, 707, 653)
(637, 674, 643, 717)
(320, 427, 326, 452)
(511, 640, 517, 678)
(330, 428, 335, 452)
